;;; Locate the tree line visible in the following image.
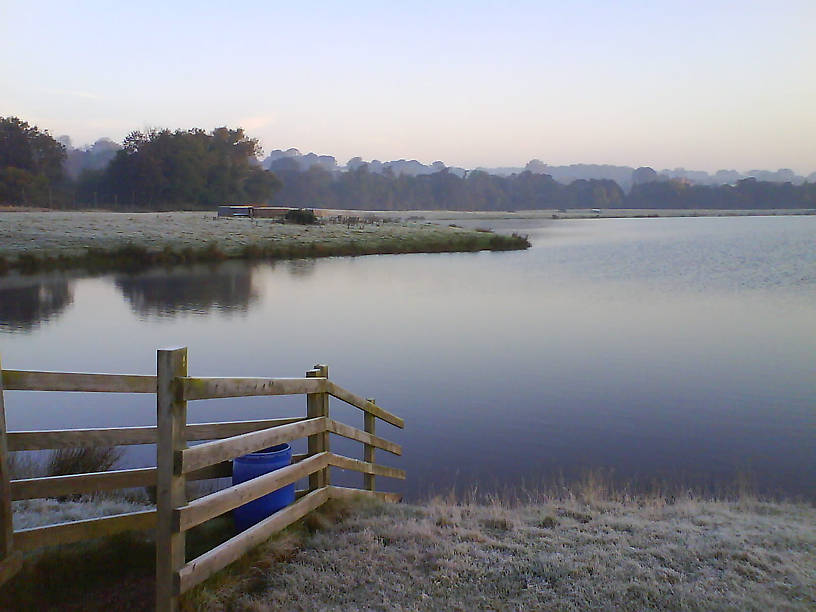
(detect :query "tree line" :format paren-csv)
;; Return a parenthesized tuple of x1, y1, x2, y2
(1, 116, 815, 210)
(0, 117, 280, 209)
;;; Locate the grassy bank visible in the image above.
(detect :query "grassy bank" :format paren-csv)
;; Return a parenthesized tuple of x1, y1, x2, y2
(0, 211, 529, 274)
(187, 495, 815, 611)
(5, 492, 812, 611)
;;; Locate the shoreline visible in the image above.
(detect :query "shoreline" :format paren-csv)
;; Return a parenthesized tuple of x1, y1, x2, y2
(190, 496, 815, 610)
(5, 493, 814, 610)
(0, 211, 529, 274)
(392, 207, 816, 221)
(1, 207, 811, 274)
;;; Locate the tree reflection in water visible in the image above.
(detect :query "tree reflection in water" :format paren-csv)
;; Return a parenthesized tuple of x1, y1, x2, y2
(115, 262, 258, 318)
(0, 277, 74, 332)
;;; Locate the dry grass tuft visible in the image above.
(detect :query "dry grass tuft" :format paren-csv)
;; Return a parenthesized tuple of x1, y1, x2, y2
(7, 451, 44, 480)
(46, 445, 123, 477)
(539, 515, 559, 529)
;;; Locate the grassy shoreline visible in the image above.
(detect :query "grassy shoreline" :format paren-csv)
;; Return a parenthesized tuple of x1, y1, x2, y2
(187, 495, 816, 611)
(0, 211, 530, 274)
(4, 491, 814, 611)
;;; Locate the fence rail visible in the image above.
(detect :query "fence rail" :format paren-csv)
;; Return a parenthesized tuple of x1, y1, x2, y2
(0, 348, 405, 612)
(1, 370, 157, 393)
(7, 417, 305, 451)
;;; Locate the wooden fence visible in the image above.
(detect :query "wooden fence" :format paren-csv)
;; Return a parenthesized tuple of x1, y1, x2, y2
(0, 347, 405, 611)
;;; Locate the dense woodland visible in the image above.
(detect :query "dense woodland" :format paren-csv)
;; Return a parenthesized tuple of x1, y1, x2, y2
(2, 116, 815, 211)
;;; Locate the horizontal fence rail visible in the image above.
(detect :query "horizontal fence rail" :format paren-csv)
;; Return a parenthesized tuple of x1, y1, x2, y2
(326, 419, 403, 455)
(327, 381, 405, 428)
(176, 452, 332, 531)
(328, 454, 406, 480)
(10, 462, 235, 501)
(0, 351, 405, 612)
(14, 509, 157, 552)
(182, 377, 326, 400)
(7, 418, 305, 451)
(2, 371, 157, 394)
(176, 487, 329, 594)
(176, 452, 406, 532)
(180, 417, 328, 474)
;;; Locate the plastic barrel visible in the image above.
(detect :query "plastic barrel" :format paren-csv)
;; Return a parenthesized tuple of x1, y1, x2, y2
(232, 443, 295, 532)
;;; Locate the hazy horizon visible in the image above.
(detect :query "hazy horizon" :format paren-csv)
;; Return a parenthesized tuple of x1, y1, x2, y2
(3, 1, 815, 174)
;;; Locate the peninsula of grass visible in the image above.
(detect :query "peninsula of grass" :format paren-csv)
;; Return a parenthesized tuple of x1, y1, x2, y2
(0, 211, 530, 274)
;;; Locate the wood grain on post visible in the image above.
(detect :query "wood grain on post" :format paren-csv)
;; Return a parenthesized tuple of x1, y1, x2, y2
(315, 365, 330, 486)
(306, 367, 328, 490)
(0, 356, 15, 573)
(364, 398, 376, 491)
(156, 347, 188, 612)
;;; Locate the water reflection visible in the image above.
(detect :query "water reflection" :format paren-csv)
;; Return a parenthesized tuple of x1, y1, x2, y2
(0, 276, 74, 332)
(115, 263, 258, 318)
(1, 217, 814, 500)
(285, 259, 318, 278)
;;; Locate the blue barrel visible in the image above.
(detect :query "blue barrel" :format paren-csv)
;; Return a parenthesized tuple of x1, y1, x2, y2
(232, 443, 295, 532)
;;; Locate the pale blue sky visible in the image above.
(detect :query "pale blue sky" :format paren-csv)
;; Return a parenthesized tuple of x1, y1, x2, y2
(2, 1, 814, 172)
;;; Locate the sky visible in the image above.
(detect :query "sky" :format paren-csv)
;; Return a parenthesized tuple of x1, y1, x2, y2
(2, 0, 815, 173)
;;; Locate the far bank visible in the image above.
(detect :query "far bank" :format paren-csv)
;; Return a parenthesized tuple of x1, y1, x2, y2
(0, 211, 530, 274)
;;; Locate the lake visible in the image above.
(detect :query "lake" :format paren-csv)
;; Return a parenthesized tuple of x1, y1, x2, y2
(1, 215, 814, 500)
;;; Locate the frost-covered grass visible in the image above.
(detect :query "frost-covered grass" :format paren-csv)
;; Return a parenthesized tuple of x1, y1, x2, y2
(4, 490, 814, 610)
(12, 496, 152, 530)
(0, 212, 456, 257)
(187, 495, 816, 611)
(0, 211, 529, 273)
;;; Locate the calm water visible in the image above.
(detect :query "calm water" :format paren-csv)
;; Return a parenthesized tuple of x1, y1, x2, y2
(1, 216, 814, 500)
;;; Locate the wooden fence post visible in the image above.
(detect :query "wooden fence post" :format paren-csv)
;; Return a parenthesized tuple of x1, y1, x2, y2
(364, 398, 376, 492)
(306, 364, 330, 490)
(0, 355, 22, 586)
(156, 347, 188, 612)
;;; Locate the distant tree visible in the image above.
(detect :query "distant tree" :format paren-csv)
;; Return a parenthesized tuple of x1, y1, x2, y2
(346, 156, 365, 171)
(63, 137, 121, 179)
(96, 127, 280, 209)
(0, 116, 66, 205)
(525, 159, 548, 174)
(632, 166, 658, 185)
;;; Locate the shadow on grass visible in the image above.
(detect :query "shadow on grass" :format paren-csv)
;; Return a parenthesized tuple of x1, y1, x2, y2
(0, 500, 354, 611)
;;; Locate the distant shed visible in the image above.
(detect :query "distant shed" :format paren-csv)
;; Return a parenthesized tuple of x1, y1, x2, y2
(216, 205, 329, 219)
(253, 207, 292, 219)
(217, 205, 254, 217)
